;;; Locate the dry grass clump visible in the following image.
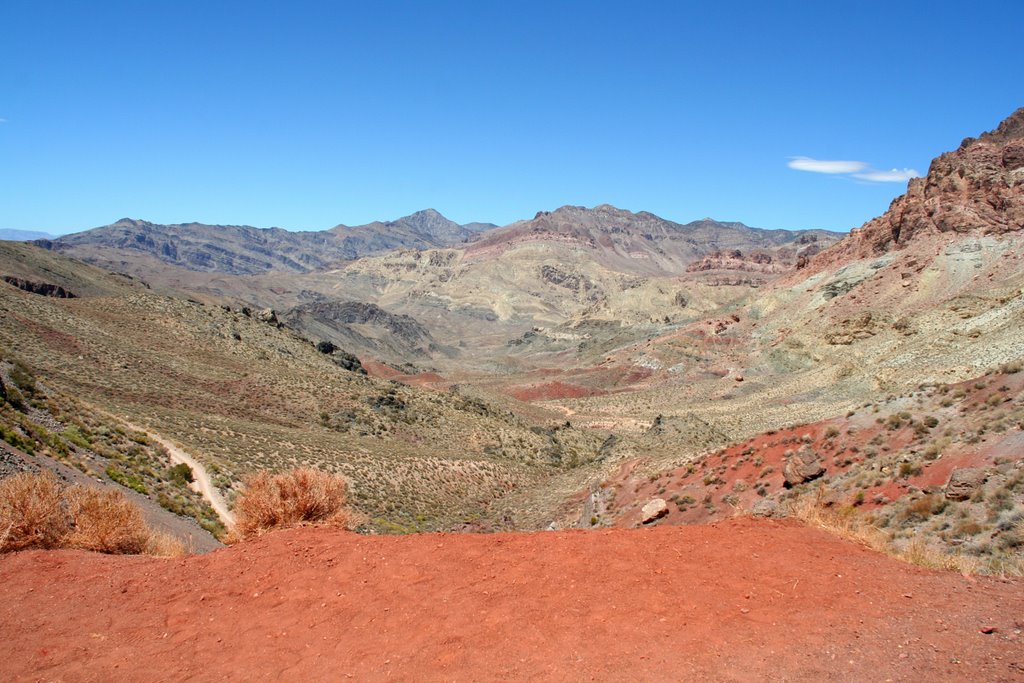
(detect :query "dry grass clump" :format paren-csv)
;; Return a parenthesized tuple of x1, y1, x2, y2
(784, 490, 889, 550)
(784, 488, 980, 575)
(0, 471, 183, 556)
(229, 467, 351, 541)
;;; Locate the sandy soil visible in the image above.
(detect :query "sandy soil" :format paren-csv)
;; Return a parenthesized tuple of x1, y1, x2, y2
(1, 518, 1022, 682)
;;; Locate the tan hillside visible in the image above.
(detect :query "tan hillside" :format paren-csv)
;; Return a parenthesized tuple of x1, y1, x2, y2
(0, 241, 608, 534)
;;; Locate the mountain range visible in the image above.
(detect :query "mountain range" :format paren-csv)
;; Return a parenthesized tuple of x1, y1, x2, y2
(40, 209, 496, 276)
(40, 204, 842, 366)
(0, 229, 53, 241)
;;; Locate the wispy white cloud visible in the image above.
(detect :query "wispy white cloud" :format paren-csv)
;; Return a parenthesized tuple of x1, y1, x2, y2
(788, 155, 920, 184)
(852, 168, 920, 183)
(787, 157, 867, 174)
(0, 118, 7, 124)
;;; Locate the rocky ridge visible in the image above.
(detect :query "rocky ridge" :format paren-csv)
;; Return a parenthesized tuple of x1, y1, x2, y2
(41, 209, 494, 276)
(812, 107, 1024, 268)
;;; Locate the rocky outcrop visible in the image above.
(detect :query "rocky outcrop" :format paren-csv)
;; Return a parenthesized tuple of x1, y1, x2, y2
(813, 108, 1024, 267)
(944, 468, 987, 501)
(289, 302, 433, 346)
(783, 446, 825, 487)
(255, 308, 279, 326)
(686, 250, 785, 273)
(2, 276, 76, 298)
(752, 499, 779, 518)
(282, 300, 450, 363)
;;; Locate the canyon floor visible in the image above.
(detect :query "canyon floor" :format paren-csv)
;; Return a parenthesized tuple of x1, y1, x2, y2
(2, 518, 1022, 682)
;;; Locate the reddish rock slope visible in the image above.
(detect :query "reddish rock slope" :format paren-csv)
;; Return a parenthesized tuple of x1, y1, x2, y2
(813, 108, 1024, 269)
(2, 519, 1022, 681)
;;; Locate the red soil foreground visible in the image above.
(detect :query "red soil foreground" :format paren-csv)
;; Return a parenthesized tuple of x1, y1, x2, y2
(2, 519, 1022, 682)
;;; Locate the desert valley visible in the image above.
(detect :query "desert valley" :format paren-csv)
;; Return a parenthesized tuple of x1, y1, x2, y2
(0, 106, 1022, 679)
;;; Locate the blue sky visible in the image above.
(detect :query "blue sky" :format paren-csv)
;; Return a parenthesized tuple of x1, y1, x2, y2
(2, 1, 1022, 235)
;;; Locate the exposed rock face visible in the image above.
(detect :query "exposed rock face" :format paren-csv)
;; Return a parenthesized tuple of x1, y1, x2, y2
(686, 249, 790, 274)
(2, 276, 76, 298)
(283, 300, 449, 363)
(332, 350, 365, 374)
(945, 468, 987, 501)
(814, 108, 1024, 266)
(290, 302, 433, 345)
(783, 446, 825, 487)
(640, 498, 669, 524)
(752, 499, 779, 518)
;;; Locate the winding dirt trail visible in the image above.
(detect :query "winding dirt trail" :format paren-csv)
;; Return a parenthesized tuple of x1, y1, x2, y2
(123, 421, 235, 527)
(2, 518, 1022, 681)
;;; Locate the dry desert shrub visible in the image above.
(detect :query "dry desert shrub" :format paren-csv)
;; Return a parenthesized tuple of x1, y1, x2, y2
(0, 471, 69, 551)
(230, 467, 351, 541)
(0, 471, 184, 556)
(64, 486, 152, 554)
(785, 488, 980, 574)
(784, 489, 889, 552)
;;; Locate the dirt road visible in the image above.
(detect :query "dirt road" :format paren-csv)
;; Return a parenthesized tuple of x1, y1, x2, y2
(124, 422, 235, 527)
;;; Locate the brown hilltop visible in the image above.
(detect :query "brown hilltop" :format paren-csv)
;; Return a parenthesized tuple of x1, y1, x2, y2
(811, 107, 1024, 270)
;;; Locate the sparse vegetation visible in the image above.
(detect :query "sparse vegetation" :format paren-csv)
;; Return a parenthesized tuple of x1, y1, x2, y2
(0, 471, 183, 556)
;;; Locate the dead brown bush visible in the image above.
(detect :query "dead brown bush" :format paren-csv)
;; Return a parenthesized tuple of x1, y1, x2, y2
(64, 487, 151, 554)
(0, 471, 183, 556)
(0, 471, 69, 551)
(230, 467, 351, 541)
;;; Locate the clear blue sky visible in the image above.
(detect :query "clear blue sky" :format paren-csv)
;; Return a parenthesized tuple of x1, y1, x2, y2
(2, 1, 1022, 235)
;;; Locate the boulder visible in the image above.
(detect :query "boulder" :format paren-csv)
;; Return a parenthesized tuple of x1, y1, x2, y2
(783, 446, 825, 487)
(751, 499, 779, 518)
(945, 468, 987, 501)
(332, 350, 365, 374)
(256, 308, 279, 326)
(640, 498, 669, 524)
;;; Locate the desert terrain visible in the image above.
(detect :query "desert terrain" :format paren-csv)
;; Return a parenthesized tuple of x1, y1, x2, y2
(1, 109, 1023, 680)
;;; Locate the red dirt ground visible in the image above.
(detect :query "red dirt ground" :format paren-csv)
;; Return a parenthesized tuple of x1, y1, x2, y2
(2, 519, 1022, 682)
(507, 381, 609, 402)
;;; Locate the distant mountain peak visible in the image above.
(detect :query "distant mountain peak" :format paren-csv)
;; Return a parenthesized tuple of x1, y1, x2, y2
(408, 208, 444, 219)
